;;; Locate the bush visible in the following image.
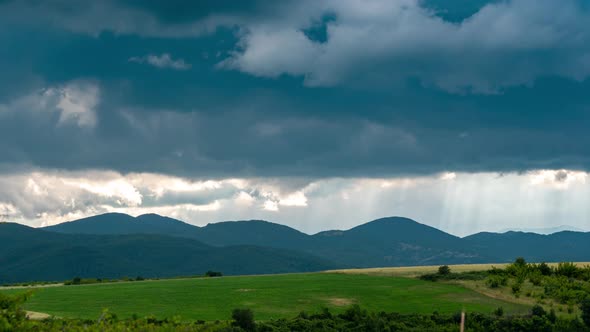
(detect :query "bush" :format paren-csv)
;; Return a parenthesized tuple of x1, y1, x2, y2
(438, 265, 451, 275)
(529, 272, 543, 286)
(0, 292, 30, 329)
(531, 305, 546, 317)
(514, 257, 527, 267)
(494, 307, 504, 317)
(420, 270, 487, 282)
(538, 262, 552, 276)
(548, 309, 557, 323)
(205, 271, 223, 277)
(581, 298, 590, 327)
(555, 262, 579, 278)
(511, 282, 522, 296)
(487, 275, 507, 288)
(232, 308, 255, 331)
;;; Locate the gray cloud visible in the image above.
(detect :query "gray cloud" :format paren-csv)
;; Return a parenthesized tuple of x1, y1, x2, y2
(1, 169, 589, 236)
(129, 53, 192, 70)
(221, 0, 590, 93)
(1, 80, 590, 179)
(0, 0, 589, 179)
(554, 170, 569, 182)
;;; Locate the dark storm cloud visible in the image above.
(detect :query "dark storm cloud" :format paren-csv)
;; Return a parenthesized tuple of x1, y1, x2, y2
(1, 0, 590, 178)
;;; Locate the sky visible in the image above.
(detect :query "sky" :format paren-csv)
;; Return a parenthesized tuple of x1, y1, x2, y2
(1, 0, 590, 236)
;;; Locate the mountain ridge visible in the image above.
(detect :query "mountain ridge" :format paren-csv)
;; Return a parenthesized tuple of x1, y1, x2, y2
(43, 213, 589, 238)
(40, 212, 590, 267)
(0, 222, 337, 284)
(2, 213, 589, 284)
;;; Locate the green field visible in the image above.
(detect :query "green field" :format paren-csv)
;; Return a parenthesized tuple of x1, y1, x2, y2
(2, 272, 530, 321)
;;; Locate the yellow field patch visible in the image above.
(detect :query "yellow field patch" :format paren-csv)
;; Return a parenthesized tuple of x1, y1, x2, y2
(326, 262, 590, 278)
(325, 297, 355, 306)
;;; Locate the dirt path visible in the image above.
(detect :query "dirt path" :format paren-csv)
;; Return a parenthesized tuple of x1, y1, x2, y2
(1, 283, 63, 290)
(26, 311, 52, 320)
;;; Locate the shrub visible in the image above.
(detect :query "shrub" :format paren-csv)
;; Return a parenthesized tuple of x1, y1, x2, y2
(232, 308, 255, 331)
(531, 305, 546, 317)
(529, 272, 543, 286)
(514, 257, 527, 267)
(581, 298, 590, 327)
(438, 265, 451, 275)
(494, 307, 504, 317)
(538, 262, 552, 276)
(555, 262, 579, 278)
(205, 271, 223, 277)
(511, 282, 522, 296)
(487, 275, 507, 288)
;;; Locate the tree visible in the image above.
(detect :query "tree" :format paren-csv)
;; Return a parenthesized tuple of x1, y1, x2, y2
(514, 257, 527, 267)
(531, 305, 546, 317)
(555, 262, 579, 278)
(438, 265, 451, 275)
(494, 307, 504, 317)
(538, 262, 552, 276)
(232, 308, 255, 331)
(205, 271, 223, 277)
(511, 282, 521, 296)
(581, 298, 590, 327)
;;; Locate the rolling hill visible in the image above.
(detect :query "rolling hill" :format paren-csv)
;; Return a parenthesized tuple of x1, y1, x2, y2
(43, 213, 201, 238)
(3, 213, 589, 283)
(307, 217, 487, 267)
(0, 223, 336, 284)
(464, 230, 590, 263)
(43, 214, 487, 267)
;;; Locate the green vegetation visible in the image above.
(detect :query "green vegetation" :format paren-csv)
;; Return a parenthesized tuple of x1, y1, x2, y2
(1, 292, 588, 332)
(419, 259, 590, 319)
(61, 272, 222, 286)
(205, 271, 223, 278)
(582, 298, 590, 327)
(2, 262, 590, 331)
(64, 276, 145, 286)
(2, 273, 529, 321)
(419, 266, 488, 282)
(486, 259, 590, 307)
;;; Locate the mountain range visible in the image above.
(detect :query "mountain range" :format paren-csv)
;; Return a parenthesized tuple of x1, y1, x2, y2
(498, 225, 587, 235)
(1, 213, 589, 283)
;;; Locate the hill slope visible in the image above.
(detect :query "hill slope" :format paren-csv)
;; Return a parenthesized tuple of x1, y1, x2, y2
(464, 230, 590, 263)
(43, 213, 202, 238)
(42, 214, 488, 267)
(0, 223, 337, 284)
(36, 213, 590, 274)
(308, 217, 485, 267)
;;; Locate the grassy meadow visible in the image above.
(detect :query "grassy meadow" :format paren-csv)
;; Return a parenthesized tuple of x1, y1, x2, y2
(1, 272, 530, 321)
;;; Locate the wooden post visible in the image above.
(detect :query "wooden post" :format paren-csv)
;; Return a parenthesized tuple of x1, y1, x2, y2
(460, 311, 465, 332)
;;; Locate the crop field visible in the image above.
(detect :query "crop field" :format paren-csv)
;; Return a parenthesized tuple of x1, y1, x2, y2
(1, 272, 530, 321)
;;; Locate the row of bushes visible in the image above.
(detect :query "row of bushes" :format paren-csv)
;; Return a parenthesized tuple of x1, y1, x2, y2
(64, 276, 146, 286)
(499, 259, 590, 281)
(2, 296, 590, 332)
(63, 271, 224, 286)
(419, 265, 488, 282)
